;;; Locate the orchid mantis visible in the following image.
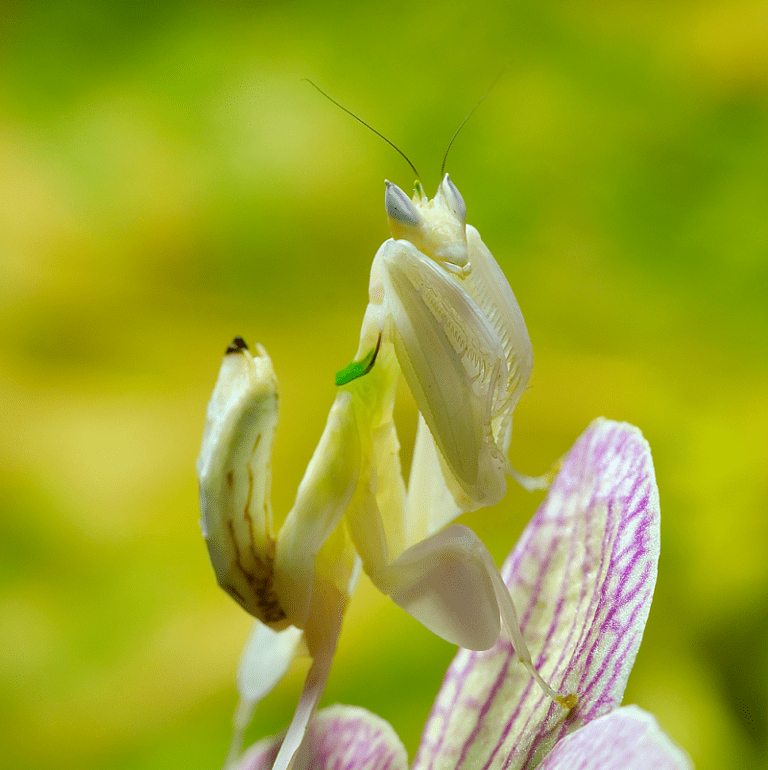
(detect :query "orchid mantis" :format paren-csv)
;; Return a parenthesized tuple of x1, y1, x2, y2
(197, 173, 574, 770)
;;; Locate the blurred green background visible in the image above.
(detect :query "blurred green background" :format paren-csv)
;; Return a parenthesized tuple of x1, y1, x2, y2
(1, 1, 767, 768)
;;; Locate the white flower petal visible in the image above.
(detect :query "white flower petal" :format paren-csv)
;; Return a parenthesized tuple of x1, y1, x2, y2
(237, 705, 409, 770)
(223, 623, 305, 768)
(413, 419, 661, 770)
(538, 706, 693, 770)
(237, 623, 304, 703)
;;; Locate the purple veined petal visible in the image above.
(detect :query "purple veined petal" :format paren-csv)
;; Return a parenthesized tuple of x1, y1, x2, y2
(236, 705, 409, 770)
(413, 418, 661, 770)
(538, 706, 693, 770)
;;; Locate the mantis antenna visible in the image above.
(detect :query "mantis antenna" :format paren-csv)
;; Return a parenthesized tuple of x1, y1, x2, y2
(303, 79, 422, 184)
(440, 63, 511, 179)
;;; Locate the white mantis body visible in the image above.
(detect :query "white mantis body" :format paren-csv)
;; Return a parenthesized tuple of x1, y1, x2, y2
(197, 173, 574, 770)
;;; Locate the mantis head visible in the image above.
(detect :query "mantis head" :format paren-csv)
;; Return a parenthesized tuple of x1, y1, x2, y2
(385, 174, 470, 275)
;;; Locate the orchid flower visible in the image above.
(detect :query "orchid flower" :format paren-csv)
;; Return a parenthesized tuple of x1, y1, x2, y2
(232, 419, 693, 770)
(198, 175, 570, 770)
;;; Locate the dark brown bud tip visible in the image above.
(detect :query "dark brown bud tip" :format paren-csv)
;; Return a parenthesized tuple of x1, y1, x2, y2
(225, 336, 249, 355)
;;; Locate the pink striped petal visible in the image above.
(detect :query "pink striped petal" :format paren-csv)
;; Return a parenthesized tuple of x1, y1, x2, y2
(413, 419, 661, 770)
(538, 706, 693, 770)
(237, 705, 408, 770)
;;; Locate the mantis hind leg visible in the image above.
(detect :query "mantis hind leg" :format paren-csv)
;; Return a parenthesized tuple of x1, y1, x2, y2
(505, 456, 563, 493)
(371, 524, 575, 709)
(487, 564, 577, 710)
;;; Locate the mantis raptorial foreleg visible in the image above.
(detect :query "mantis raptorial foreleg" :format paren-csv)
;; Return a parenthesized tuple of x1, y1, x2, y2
(380, 238, 509, 511)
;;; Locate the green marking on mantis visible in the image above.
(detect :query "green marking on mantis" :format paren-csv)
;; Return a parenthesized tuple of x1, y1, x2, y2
(335, 333, 382, 386)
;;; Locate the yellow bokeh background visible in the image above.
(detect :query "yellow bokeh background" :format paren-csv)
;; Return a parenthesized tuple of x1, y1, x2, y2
(1, 2, 767, 768)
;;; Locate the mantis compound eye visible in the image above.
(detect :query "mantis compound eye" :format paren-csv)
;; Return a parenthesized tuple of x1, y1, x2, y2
(385, 180, 421, 228)
(440, 173, 467, 223)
